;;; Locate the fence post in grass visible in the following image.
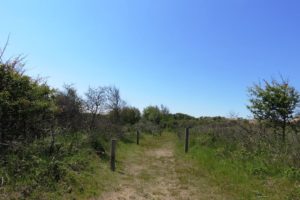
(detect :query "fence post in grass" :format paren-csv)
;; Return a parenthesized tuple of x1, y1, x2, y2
(110, 139, 117, 171)
(136, 130, 140, 145)
(185, 127, 190, 153)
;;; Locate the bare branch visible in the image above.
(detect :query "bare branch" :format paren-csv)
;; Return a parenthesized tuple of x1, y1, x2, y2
(0, 34, 10, 63)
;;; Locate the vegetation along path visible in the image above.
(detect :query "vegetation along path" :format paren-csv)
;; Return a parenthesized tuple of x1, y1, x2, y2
(96, 133, 229, 200)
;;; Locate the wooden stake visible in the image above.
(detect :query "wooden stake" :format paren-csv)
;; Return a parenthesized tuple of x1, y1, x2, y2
(185, 128, 190, 153)
(137, 130, 140, 145)
(111, 139, 117, 171)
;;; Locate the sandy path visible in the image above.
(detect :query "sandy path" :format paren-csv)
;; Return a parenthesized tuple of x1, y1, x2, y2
(96, 136, 229, 200)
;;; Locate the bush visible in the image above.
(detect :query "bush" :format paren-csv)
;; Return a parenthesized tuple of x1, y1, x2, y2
(0, 60, 56, 154)
(89, 132, 108, 158)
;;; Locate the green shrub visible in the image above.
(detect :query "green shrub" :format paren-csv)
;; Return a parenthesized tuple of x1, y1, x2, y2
(284, 167, 300, 180)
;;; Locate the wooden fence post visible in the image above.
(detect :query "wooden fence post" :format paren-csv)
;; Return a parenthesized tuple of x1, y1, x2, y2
(136, 130, 140, 145)
(110, 139, 117, 171)
(185, 127, 190, 153)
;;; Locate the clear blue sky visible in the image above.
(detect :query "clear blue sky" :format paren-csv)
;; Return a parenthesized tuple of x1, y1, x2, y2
(1, 0, 300, 117)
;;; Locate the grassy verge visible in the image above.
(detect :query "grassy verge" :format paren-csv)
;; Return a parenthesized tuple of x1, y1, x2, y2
(176, 134, 300, 199)
(0, 132, 140, 200)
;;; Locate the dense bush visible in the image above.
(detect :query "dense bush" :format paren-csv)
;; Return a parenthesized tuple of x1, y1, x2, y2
(120, 106, 141, 125)
(0, 60, 56, 153)
(55, 85, 84, 132)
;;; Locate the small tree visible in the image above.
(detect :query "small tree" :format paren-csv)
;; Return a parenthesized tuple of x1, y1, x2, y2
(120, 107, 141, 125)
(247, 79, 300, 142)
(56, 84, 83, 132)
(160, 104, 170, 115)
(143, 106, 162, 125)
(106, 86, 126, 124)
(85, 86, 107, 130)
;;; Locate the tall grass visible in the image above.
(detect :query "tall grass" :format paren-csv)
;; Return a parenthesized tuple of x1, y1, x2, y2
(176, 119, 300, 199)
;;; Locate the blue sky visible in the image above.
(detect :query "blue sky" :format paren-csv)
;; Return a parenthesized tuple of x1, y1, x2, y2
(1, 0, 300, 117)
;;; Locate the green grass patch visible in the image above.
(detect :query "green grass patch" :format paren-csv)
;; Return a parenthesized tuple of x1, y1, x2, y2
(176, 134, 300, 199)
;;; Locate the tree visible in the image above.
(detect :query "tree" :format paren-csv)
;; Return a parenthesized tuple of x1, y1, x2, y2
(120, 107, 141, 125)
(143, 106, 162, 124)
(106, 86, 125, 123)
(247, 79, 300, 142)
(85, 86, 107, 130)
(160, 104, 170, 115)
(56, 84, 83, 131)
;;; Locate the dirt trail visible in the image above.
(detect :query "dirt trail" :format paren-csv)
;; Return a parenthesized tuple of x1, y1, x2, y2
(96, 136, 229, 200)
